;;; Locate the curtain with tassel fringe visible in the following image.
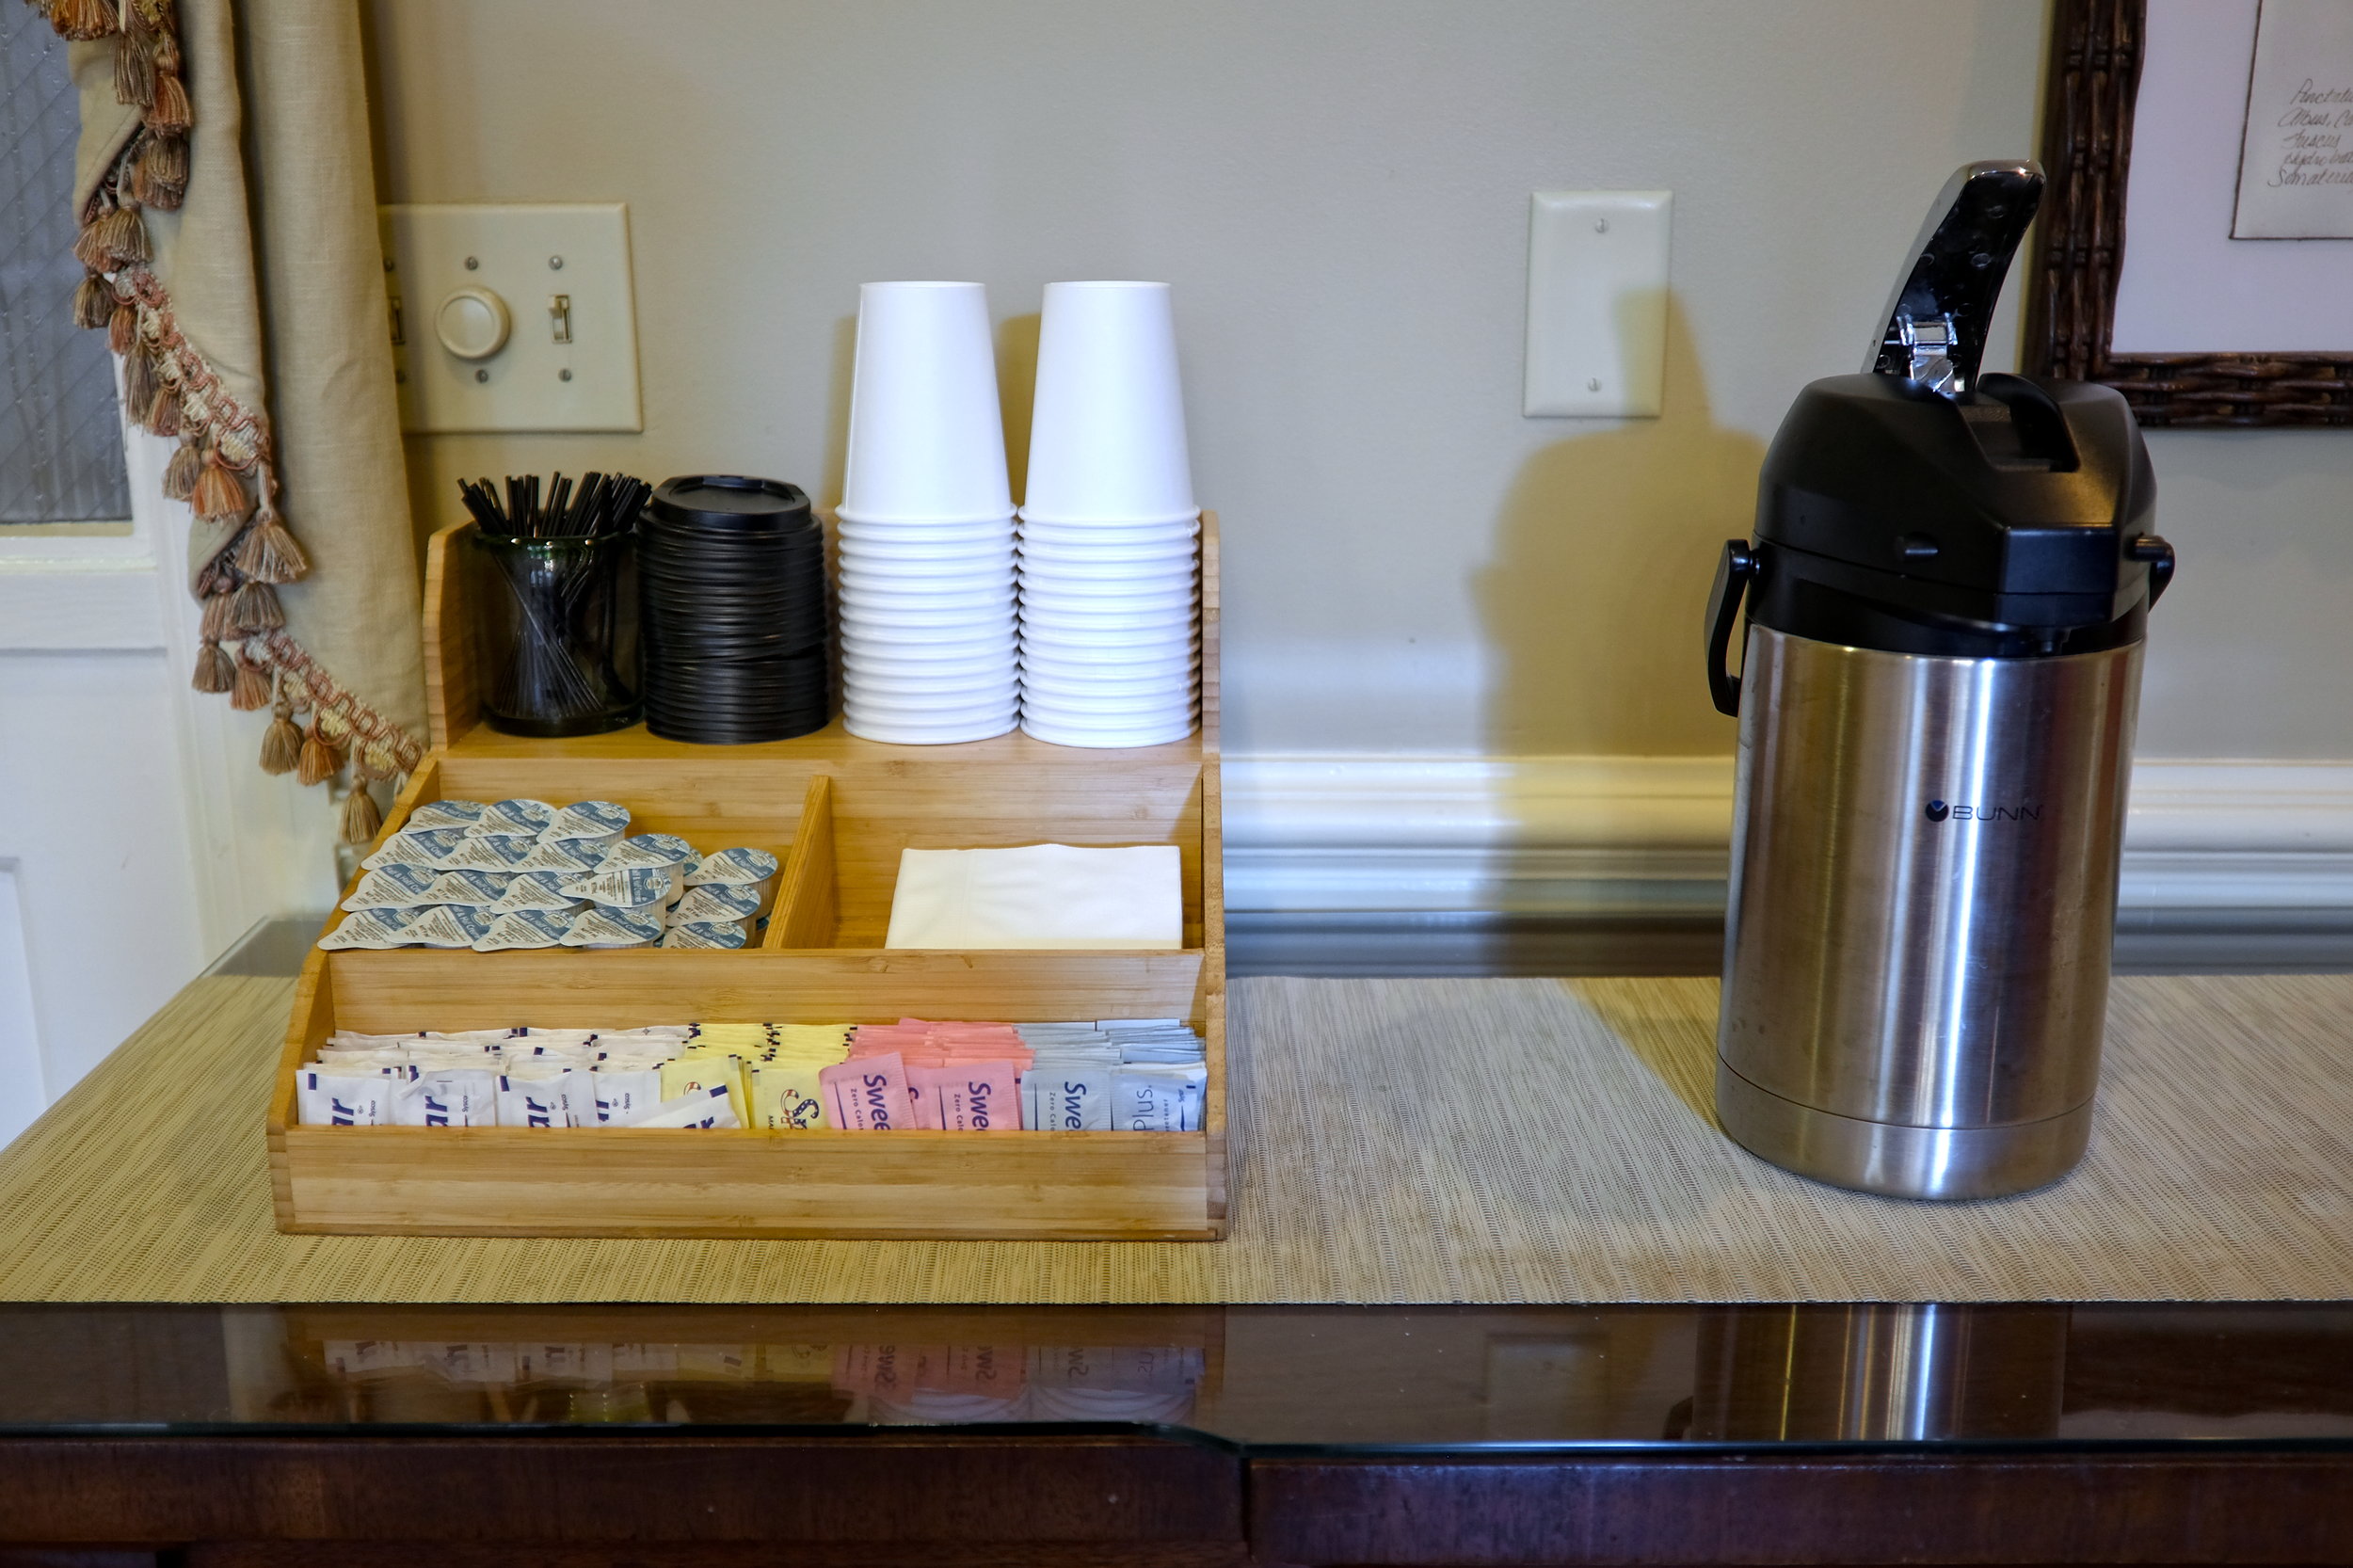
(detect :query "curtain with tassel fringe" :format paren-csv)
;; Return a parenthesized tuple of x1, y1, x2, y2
(39, 0, 424, 844)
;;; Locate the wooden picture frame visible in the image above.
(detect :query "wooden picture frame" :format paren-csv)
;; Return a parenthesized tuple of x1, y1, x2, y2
(2025, 0, 2353, 424)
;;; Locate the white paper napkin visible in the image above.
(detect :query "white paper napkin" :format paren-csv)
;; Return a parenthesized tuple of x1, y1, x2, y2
(884, 843, 1183, 950)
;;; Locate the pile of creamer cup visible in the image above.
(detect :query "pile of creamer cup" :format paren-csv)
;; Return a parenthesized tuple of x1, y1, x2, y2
(295, 1018, 1207, 1132)
(836, 279, 1201, 748)
(319, 797, 778, 952)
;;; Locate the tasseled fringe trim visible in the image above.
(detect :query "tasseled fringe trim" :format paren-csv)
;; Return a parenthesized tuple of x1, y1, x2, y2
(340, 781, 383, 844)
(75, 275, 116, 330)
(122, 344, 157, 428)
(199, 587, 236, 643)
(230, 650, 271, 712)
(296, 715, 338, 789)
(131, 136, 186, 210)
(191, 639, 234, 694)
(162, 439, 202, 500)
(231, 579, 283, 632)
(191, 455, 249, 523)
(114, 29, 155, 109)
(48, 0, 115, 42)
(72, 204, 148, 271)
(146, 71, 191, 136)
(232, 511, 310, 584)
(260, 705, 304, 776)
(146, 385, 180, 436)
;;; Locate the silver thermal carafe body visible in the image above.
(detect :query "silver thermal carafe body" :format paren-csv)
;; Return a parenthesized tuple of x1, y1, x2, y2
(1704, 163, 2175, 1200)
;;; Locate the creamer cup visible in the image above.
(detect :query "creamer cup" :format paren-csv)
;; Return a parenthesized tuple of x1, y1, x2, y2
(659, 920, 751, 949)
(420, 870, 515, 908)
(515, 837, 612, 875)
(466, 798, 556, 838)
(681, 846, 778, 887)
(473, 909, 575, 951)
(315, 911, 411, 952)
(669, 884, 761, 926)
(361, 827, 467, 871)
(560, 906, 665, 947)
(398, 904, 497, 948)
(543, 800, 632, 842)
(406, 798, 488, 831)
(488, 872, 587, 915)
(560, 863, 683, 909)
(434, 834, 536, 873)
(601, 833, 696, 870)
(341, 864, 440, 912)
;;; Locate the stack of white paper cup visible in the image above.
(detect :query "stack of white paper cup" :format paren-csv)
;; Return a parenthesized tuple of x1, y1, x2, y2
(1016, 281, 1202, 748)
(837, 281, 1019, 744)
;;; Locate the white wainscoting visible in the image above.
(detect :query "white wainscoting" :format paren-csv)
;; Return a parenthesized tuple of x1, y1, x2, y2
(1222, 755, 2353, 917)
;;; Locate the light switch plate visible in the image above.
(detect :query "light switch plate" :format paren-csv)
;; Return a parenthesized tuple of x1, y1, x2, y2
(380, 203, 642, 433)
(1523, 190, 1673, 418)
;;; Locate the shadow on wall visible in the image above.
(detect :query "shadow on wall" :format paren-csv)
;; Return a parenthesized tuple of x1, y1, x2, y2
(1474, 297, 1766, 757)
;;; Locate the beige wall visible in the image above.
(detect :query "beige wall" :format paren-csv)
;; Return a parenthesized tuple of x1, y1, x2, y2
(363, 0, 2348, 762)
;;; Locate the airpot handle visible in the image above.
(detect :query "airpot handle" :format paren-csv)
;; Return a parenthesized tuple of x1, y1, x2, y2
(1705, 538, 1759, 717)
(1868, 161, 2045, 397)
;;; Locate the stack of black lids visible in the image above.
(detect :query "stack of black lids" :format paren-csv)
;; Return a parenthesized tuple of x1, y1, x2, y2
(637, 475, 830, 744)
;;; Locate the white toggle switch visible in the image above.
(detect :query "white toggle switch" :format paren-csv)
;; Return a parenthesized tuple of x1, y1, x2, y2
(435, 287, 510, 360)
(1523, 190, 1673, 418)
(380, 203, 642, 433)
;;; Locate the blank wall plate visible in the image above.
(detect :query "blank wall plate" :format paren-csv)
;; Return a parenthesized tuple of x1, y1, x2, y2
(380, 203, 642, 433)
(1524, 190, 1673, 418)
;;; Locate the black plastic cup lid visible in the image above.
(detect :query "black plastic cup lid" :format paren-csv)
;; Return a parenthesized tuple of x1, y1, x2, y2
(647, 475, 813, 533)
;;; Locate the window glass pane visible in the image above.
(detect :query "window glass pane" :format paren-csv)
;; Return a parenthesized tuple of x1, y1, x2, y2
(0, 5, 130, 525)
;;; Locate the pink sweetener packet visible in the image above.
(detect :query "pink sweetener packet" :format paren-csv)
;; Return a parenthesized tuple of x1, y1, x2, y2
(821, 1052, 910, 1132)
(912, 1061, 1024, 1132)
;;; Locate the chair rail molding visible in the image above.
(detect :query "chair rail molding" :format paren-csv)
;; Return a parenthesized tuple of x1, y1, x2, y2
(1222, 755, 2353, 917)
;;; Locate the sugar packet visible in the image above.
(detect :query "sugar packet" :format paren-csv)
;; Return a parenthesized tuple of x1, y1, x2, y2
(496, 1071, 575, 1128)
(614, 1087, 740, 1129)
(821, 1053, 911, 1131)
(397, 1066, 499, 1127)
(591, 1066, 666, 1125)
(296, 1068, 400, 1126)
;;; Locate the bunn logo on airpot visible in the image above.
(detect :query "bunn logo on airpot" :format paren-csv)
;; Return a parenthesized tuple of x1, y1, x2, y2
(1925, 799, 2041, 823)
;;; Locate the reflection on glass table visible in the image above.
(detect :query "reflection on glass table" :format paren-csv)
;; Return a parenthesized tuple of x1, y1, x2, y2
(4, 1303, 2350, 1450)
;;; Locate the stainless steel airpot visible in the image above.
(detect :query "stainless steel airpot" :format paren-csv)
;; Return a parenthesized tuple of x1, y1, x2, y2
(1704, 161, 2176, 1199)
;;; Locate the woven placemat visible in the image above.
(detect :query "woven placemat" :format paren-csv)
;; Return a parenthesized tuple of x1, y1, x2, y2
(0, 971, 2347, 1302)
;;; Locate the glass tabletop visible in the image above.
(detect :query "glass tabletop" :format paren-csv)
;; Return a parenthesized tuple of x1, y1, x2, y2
(1, 1302, 2347, 1452)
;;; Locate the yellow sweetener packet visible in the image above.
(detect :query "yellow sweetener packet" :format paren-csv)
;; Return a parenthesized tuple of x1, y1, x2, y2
(661, 1056, 745, 1121)
(750, 1060, 831, 1130)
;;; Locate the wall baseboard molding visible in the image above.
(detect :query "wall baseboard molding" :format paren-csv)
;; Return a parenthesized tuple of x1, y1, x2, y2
(1222, 755, 2353, 916)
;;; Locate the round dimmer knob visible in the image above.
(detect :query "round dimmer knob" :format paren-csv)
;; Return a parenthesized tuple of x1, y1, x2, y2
(436, 287, 512, 360)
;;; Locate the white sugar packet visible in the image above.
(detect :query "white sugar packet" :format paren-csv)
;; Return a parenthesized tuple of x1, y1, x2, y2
(395, 1067, 499, 1127)
(296, 1068, 403, 1126)
(613, 1086, 741, 1129)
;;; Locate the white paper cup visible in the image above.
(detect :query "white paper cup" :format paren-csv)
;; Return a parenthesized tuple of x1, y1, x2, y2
(1021, 629, 1201, 657)
(1019, 582, 1198, 612)
(840, 281, 1013, 521)
(845, 694, 1022, 725)
(839, 585, 1016, 616)
(848, 669, 1021, 699)
(837, 520, 1016, 553)
(843, 644, 1020, 673)
(1019, 604, 1197, 634)
(1017, 542, 1199, 569)
(846, 710, 1021, 744)
(1021, 664, 1195, 692)
(1018, 517, 1200, 548)
(1016, 645, 1195, 673)
(1021, 281, 1195, 522)
(840, 604, 1019, 632)
(1021, 712, 1199, 748)
(1023, 692, 1199, 722)
(1018, 563, 1198, 592)
(842, 628, 1016, 658)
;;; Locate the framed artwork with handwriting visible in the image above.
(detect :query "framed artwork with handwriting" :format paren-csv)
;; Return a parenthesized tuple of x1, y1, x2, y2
(2025, 0, 2353, 424)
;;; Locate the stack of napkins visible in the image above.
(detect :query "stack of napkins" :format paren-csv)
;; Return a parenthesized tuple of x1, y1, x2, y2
(883, 844, 1182, 951)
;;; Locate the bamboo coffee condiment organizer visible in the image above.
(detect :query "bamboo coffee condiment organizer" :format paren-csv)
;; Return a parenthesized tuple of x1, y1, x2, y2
(269, 515, 1225, 1240)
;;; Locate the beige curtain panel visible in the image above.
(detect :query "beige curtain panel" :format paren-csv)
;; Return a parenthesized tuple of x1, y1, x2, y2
(40, 0, 423, 841)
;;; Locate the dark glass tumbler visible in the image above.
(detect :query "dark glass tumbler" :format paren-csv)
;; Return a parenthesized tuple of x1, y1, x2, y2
(469, 529, 641, 738)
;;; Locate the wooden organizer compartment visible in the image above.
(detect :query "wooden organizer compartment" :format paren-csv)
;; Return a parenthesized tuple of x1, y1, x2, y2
(269, 516, 1225, 1241)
